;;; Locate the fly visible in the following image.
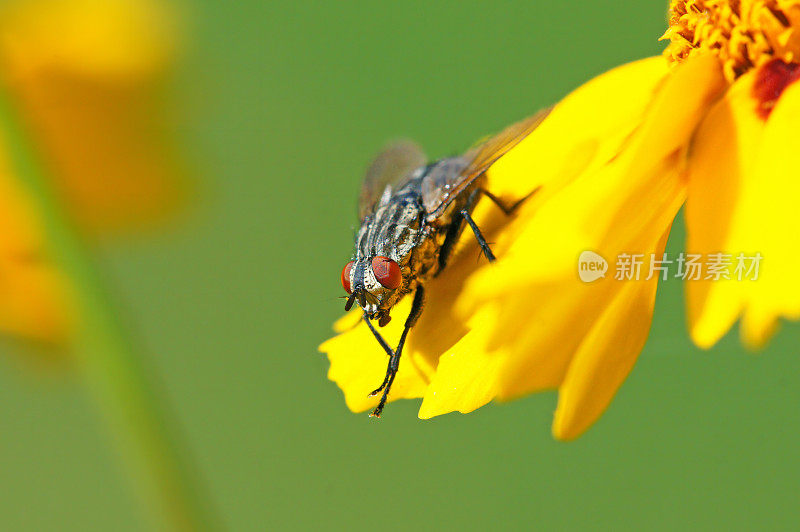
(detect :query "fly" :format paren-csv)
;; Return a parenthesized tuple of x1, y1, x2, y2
(340, 109, 550, 417)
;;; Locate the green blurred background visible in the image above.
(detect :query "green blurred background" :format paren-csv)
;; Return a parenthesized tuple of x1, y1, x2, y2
(1, 0, 798, 529)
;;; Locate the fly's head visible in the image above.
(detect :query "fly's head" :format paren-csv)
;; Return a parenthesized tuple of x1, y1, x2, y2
(341, 255, 404, 326)
(341, 206, 421, 326)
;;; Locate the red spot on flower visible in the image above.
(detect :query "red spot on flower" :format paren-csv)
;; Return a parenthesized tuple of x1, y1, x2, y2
(752, 59, 800, 119)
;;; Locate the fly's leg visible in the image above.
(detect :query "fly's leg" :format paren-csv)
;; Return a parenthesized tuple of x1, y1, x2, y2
(461, 187, 497, 262)
(369, 286, 426, 418)
(437, 187, 488, 270)
(438, 186, 542, 270)
(461, 209, 496, 262)
(363, 314, 394, 357)
(457, 186, 543, 264)
(436, 210, 466, 270)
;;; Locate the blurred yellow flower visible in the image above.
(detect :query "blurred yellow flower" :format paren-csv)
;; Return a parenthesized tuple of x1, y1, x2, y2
(0, 134, 69, 341)
(0, 0, 185, 342)
(322, 0, 800, 439)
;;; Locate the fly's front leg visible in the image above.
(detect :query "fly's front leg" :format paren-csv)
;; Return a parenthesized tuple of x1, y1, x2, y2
(363, 314, 393, 357)
(369, 286, 426, 418)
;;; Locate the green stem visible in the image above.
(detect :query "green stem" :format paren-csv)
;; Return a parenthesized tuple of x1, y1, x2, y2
(0, 84, 216, 530)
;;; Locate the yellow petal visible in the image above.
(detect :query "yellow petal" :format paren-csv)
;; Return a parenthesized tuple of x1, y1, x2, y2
(486, 56, 671, 205)
(684, 69, 763, 348)
(475, 57, 672, 261)
(552, 230, 668, 441)
(473, 54, 724, 293)
(740, 76, 800, 345)
(0, 0, 178, 80)
(417, 306, 503, 419)
(332, 309, 362, 333)
(0, 0, 187, 232)
(686, 64, 800, 348)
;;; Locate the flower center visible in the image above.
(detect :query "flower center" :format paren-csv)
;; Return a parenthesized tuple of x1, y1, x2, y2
(662, 0, 800, 81)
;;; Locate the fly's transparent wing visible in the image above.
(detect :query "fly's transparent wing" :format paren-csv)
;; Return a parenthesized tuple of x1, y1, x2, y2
(422, 108, 552, 218)
(359, 140, 427, 220)
(420, 156, 471, 214)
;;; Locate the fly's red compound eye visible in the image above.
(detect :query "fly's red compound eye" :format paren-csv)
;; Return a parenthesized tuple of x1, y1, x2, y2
(371, 256, 401, 289)
(341, 261, 354, 294)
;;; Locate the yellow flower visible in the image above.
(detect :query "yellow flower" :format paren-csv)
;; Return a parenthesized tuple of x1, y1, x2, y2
(321, 0, 800, 439)
(0, 0, 185, 343)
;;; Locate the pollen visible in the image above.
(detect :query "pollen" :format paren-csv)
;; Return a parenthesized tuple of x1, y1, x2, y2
(662, 0, 800, 81)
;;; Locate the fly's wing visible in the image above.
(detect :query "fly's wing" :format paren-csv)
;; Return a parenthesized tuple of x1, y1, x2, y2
(422, 108, 551, 218)
(359, 140, 427, 220)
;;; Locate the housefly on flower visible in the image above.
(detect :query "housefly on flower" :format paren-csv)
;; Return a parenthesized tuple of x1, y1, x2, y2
(341, 110, 550, 417)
